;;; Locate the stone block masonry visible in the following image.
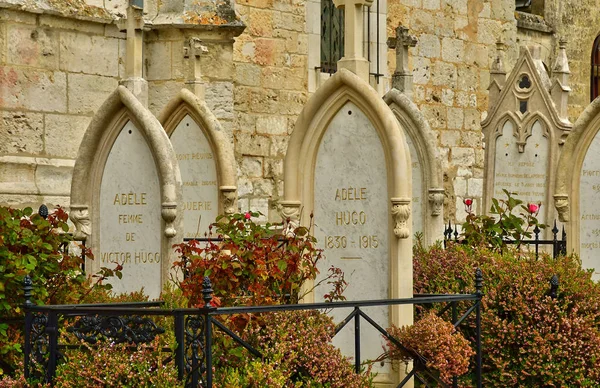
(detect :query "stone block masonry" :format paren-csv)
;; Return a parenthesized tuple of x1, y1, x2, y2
(387, 0, 517, 221)
(232, 0, 308, 221)
(0, 7, 123, 208)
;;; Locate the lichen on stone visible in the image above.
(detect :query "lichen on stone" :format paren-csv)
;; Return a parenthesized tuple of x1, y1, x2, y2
(182, 0, 241, 26)
(0, 0, 113, 21)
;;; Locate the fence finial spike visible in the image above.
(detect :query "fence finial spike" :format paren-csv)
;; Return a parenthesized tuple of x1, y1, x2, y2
(23, 275, 33, 307)
(549, 274, 559, 299)
(38, 204, 49, 219)
(475, 268, 483, 295)
(202, 276, 214, 308)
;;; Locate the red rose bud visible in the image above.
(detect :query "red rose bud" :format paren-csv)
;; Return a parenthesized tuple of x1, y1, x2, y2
(244, 212, 251, 220)
(464, 198, 473, 206)
(527, 203, 539, 213)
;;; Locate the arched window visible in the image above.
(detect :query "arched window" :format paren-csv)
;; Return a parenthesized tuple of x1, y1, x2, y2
(320, 0, 344, 74)
(591, 35, 600, 101)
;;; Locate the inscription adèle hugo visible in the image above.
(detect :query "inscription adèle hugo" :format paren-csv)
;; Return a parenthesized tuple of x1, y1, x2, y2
(101, 192, 159, 265)
(325, 187, 379, 256)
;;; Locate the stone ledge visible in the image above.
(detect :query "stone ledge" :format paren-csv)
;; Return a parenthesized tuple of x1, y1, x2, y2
(515, 11, 553, 33)
(0, 0, 115, 24)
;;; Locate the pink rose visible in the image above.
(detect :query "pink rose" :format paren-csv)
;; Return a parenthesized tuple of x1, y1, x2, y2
(244, 212, 251, 220)
(527, 203, 539, 213)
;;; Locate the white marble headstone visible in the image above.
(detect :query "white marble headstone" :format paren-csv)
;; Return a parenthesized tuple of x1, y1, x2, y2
(579, 131, 600, 279)
(170, 114, 219, 238)
(405, 134, 423, 236)
(493, 120, 549, 224)
(313, 101, 390, 375)
(99, 120, 162, 298)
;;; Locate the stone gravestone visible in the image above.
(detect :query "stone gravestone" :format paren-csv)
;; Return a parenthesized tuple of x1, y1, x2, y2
(578, 134, 600, 278)
(385, 26, 445, 246)
(492, 120, 549, 224)
(70, 87, 181, 301)
(170, 114, 218, 239)
(313, 101, 391, 376)
(99, 121, 163, 296)
(483, 45, 571, 232)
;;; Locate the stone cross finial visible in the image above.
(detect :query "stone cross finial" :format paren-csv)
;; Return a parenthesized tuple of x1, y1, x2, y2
(184, 37, 208, 99)
(489, 39, 507, 108)
(551, 38, 571, 123)
(333, 0, 373, 81)
(120, 3, 148, 106)
(387, 25, 417, 75)
(387, 25, 417, 96)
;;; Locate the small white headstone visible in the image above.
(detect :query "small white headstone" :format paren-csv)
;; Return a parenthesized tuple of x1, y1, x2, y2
(99, 121, 162, 298)
(493, 120, 549, 224)
(170, 114, 219, 238)
(313, 101, 390, 375)
(579, 131, 600, 279)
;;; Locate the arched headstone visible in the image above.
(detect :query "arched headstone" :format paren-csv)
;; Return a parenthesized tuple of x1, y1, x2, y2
(483, 46, 571, 230)
(70, 86, 182, 298)
(159, 89, 237, 239)
(282, 69, 412, 385)
(384, 90, 445, 245)
(555, 99, 600, 278)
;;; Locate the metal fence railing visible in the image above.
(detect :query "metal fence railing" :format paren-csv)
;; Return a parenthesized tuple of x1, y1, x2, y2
(444, 220, 567, 259)
(22, 272, 484, 388)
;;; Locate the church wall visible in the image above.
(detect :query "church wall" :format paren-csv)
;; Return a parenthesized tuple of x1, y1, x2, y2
(386, 0, 517, 221)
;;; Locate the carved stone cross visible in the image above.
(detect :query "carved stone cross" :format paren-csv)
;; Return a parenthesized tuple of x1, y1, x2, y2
(386, 25, 417, 96)
(184, 37, 208, 98)
(333, 0, 373, 81)
(120, 2, 148, 105)
(387, 25, 417, 76)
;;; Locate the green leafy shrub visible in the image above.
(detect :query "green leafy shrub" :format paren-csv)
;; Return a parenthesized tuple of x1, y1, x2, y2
(216, 310, 373, 387)
(52, 338, 180, 387)
(461, 190, 545, 249)
(415, 242, 600, 387)
(0, 206, 100, 375)
(173, 212, 346, 309)
(385, 311, 474, 384)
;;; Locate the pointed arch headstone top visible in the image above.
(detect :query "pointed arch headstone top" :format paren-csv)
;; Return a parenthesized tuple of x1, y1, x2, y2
(70, 85, 182, 298)
(384, 88, 445, 245)
(159, 88, 238, 238)
(284, 68, 412, 207)
(482, 45, 572, 230)
(71, 85, 181, 240)
(554, 97, 600, 269)
(282, 67, 412, 384)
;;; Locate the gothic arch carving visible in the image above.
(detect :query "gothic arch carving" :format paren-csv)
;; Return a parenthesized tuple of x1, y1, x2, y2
(70, 86, 182, 294)
(159, 88, 238, 215)
(70, 86, 181, 241)
(554, 97, 600, 254)
(282, 68, 412, 385)
(383, 89, 444, 245)
(482, 47, 570, 228)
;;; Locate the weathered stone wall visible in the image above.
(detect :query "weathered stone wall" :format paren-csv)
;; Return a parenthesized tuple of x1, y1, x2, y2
(3, 0, 600, 226)
(232, 0, 309, 221)
(551, 0, 600, 120)
(0, 7, 122, 208)
(386, 0, 518, 221)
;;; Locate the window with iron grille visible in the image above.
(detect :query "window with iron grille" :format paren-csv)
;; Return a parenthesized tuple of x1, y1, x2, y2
(592, 35, 600, 101)
(320, 0, 344, 74)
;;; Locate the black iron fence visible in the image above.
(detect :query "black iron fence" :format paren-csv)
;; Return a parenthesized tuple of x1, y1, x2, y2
(444, 220, 567, 259)
(22, 272, 484, 388)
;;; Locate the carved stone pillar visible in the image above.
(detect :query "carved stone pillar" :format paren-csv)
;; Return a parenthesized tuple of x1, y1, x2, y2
(69, 205, 91, 241)
(428, 188, 445, 216)
(220, 186, 238, 215)
(391, 198, 411, 239)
